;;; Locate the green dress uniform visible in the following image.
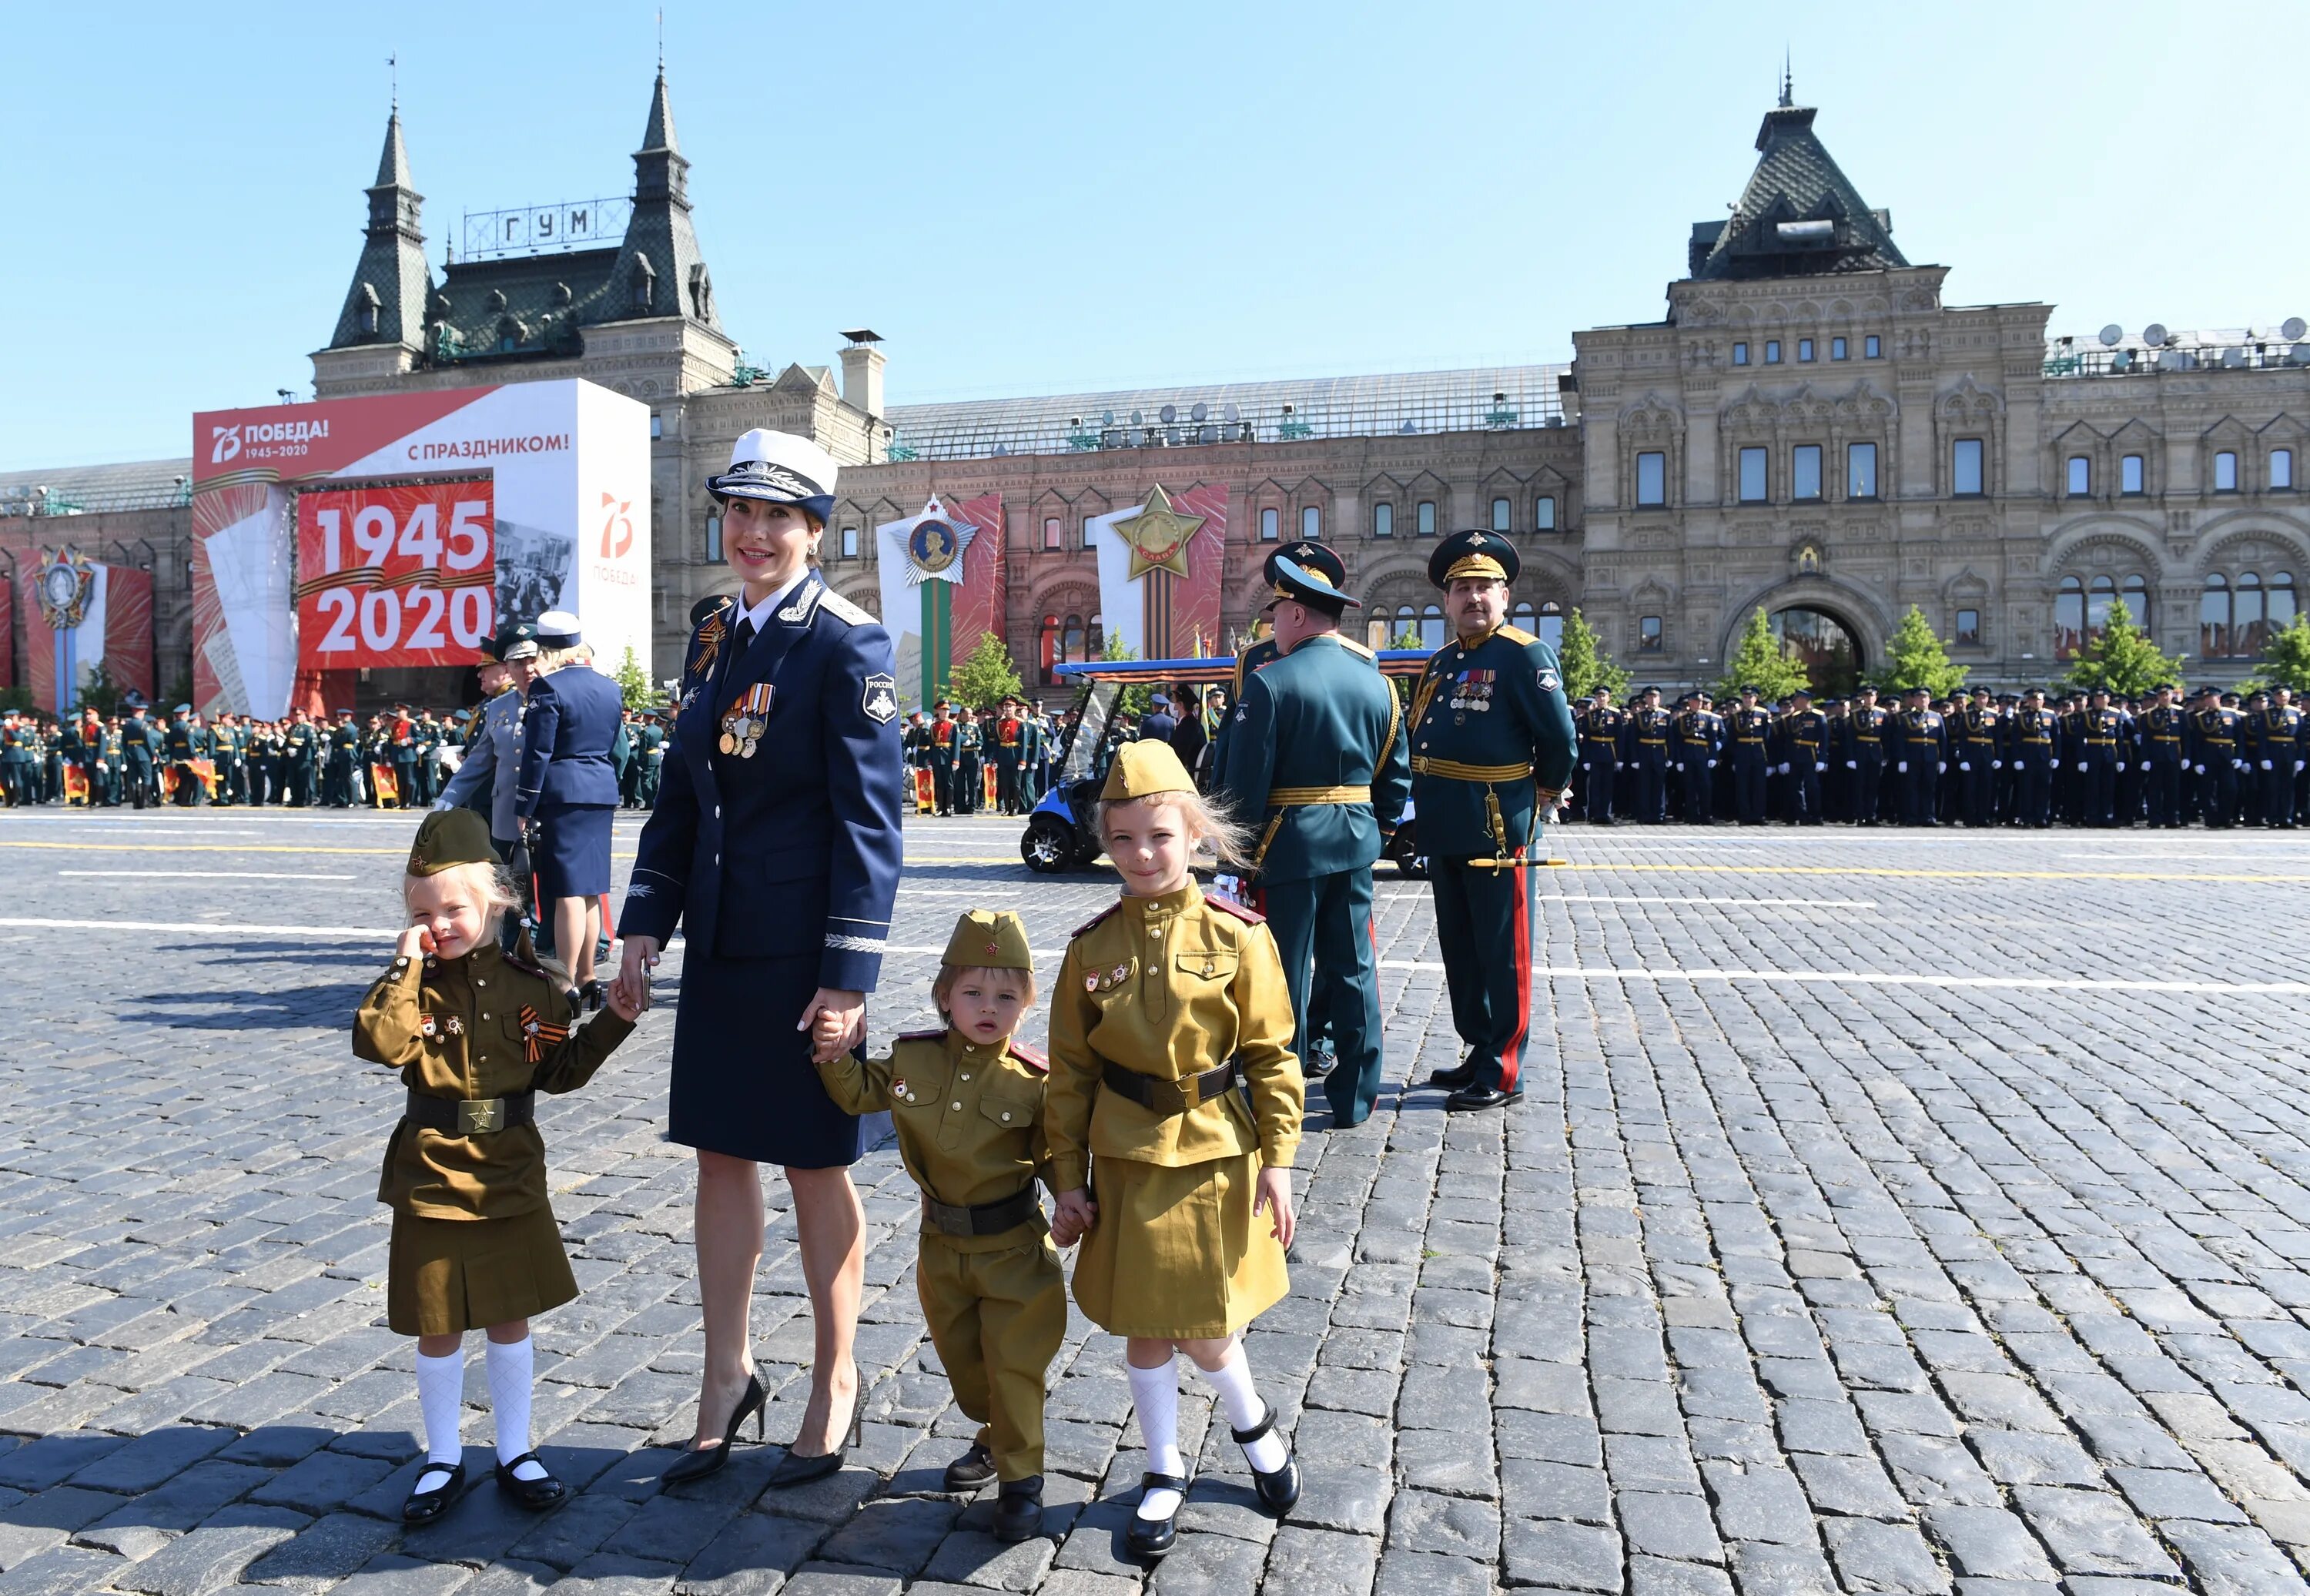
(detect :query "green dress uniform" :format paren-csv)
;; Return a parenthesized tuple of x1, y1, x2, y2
(1406, 531, 1578, 1104)
(354, 811, 634, 1336)
(1222, 559, 1411, 1126)
(815, 912, 1065, 1484)
(1045, 744, 1302, 1342)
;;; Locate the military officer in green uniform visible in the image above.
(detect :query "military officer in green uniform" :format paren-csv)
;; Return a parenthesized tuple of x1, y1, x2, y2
(1408, 531, 1577, 1113)
(119, 700, 156, 809)
(636, 711, 667, 808)
(165, 704, 207, 807)
(1209, 538, 1344, 793)
(1222, 557, 1411, 1126)
(326, 710, 361, 806)
(284, 711, 318, 806)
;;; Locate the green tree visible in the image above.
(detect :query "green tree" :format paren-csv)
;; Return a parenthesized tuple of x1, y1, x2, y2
(611, 644, 658, 711)
(1100, 633, 1153, 720)
(2059, 598, 2184, 698)
(1711, 606, 1810, 702)
(950, 631, 1026, 710)
(1555, 607, 1632, 703)
(1870, 604, 1970, 698)
(74, 659, 124, 718)
(1392, 627, 1422, 649)
(2244, 612, 2310, 695)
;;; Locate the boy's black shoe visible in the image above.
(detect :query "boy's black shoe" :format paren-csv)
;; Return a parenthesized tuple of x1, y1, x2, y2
(1446, 1084, 1524, 1113)
(944, 1441, 998, 1493)
(992, 1475, 1044, 1542)
(402, 1460, 466, 1524)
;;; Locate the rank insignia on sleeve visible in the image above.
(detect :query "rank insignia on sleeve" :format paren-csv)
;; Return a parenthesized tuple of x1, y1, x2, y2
(862, 674, 898, 724)
(1538, 668, 1562, 693)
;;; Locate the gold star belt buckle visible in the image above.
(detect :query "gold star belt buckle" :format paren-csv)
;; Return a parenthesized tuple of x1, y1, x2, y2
(458, 1098, 506, 1135)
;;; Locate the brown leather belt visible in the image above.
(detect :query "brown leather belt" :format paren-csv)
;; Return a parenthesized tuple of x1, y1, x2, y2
(405, 1089, 535, 1136)
(922, 1186, 1040, 1237)
(1102, 1057, 1243, 1116)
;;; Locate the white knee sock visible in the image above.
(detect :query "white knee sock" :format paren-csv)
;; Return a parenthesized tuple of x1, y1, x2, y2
(1201, 1345, 1287, 1473)
(415, 1348, 464, 1490)
(484, 1335, 548, 1481)
(1126, 1357, 1184, 1519)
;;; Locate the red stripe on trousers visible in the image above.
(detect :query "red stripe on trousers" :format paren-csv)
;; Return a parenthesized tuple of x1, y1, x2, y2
(1499, 864, 1530, 1094)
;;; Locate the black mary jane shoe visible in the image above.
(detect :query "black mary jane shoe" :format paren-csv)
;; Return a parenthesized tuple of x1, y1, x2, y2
(764, 1397, 862, 1491)
(1125, 1471, 1189, 1559)
(494, 1451, 567, 1511)
(992, 1475, 1044, 1543)
(1231, 1404, 1301, 1514)
(944, 1441, 998, 1494)
(401, 1460, 466, 1524)
(663, 1373, 767, 1486)
(1446, 1083, 1524, 1113)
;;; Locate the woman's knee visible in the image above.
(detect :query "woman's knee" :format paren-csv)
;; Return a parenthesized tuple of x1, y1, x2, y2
(697, 1149, 760, 1188)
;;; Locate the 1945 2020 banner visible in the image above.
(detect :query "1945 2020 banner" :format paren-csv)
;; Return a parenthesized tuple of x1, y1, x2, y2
(293, 479, 496, 669)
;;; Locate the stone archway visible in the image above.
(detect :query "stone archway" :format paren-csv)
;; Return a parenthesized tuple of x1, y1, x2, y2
(1766, 605, 1866, 695)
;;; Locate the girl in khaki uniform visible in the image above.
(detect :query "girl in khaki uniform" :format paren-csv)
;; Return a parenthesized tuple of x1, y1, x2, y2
(813, 909, 1067, 1542)
(1045, 741, 1305, 1558)
(357, 808, 641, 1524)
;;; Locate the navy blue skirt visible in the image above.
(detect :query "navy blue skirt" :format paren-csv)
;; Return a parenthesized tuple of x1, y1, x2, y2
(668, 950, 863, 1169)
(534, 800, 614, 899)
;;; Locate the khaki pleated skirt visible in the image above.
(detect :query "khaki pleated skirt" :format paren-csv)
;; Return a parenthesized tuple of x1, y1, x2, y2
(1071, 1152, 1288, 1340)
(388, 1205, 578, 1337)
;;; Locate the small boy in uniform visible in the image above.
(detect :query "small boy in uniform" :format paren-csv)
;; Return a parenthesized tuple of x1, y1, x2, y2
(813, 909, 1066, 1541)
(357, 808, 641, 1524)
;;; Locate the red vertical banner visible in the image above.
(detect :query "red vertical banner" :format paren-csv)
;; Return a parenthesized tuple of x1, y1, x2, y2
(0, 574, 12, 690)
(294, 480, 496, 670)
(946, 493, 1006, 674)
(102, 565, 154, 704)
(1169, 484, 1229, 658)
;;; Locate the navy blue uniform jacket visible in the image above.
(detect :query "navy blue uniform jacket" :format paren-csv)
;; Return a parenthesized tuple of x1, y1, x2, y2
(514, 664, 624, 814)
(620, 574, 905, 993)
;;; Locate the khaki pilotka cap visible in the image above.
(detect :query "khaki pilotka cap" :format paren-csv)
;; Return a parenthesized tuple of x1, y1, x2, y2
(1098, 740, 1197, 802)
(407, 808, 494, 876)
(941, 909, 1034, 972)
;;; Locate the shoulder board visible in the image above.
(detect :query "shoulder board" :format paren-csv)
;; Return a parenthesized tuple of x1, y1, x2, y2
(1497, 624, 1539, 645)
(1006, 1039, 1050, 1075)
(817, 589, 874, 627)
(1207, 895, 1266, 926)
(692, 596, 733, 635)
(896, 1027, 949, 1043)
(1335, 634, 1376, 661)
(1071, 902, 1123, 939)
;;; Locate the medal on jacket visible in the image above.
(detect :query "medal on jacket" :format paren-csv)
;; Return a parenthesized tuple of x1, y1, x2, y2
(719, 683, 773, 758)
(519, 1005, 571, 1063)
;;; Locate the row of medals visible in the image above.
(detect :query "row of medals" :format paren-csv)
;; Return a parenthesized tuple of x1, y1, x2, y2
(719, 714, 763, 759)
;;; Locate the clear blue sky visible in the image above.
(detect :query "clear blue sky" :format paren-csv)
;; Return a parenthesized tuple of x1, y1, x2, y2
(2, 0, 2299, 469)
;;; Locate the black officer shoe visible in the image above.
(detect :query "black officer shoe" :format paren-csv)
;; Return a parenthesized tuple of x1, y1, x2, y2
(494, 1451, 567, 1511)
(1126, 1472, 1189, 1559)
(401, 1460, 466, 1524)
(1428, 1061, 1478, 1091)
(1446, 1084, 1524, 1113)
(992, 1475, 1044, 1542)
(1230, 1404, 1301, 1515)
(944, 1441, 998, 1493)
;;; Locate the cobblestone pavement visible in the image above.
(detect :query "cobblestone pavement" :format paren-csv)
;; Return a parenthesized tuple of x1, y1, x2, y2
(2, 808, 2310, 1594)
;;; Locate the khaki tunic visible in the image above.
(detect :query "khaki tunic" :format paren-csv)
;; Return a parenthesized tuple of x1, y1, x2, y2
(818, 1029, 1065, 1481)
(1045, 882, 1302, 1340)
(354, 941, 632, 1333)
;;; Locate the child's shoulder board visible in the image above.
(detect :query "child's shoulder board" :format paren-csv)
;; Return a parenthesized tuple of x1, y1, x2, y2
(1006, 1039, 1050, 1074)
(1207, 896, 1266, 927)
(1071, 902, 1121, 939)
(895, 1028, 948, 1045)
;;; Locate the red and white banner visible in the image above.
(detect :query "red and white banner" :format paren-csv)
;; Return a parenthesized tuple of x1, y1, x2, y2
(19, 557, 153, 714)
(294, 480, 496, 670)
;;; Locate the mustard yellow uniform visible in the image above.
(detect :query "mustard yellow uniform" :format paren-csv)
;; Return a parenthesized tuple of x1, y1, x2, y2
(1045, 882, 1303, 1340)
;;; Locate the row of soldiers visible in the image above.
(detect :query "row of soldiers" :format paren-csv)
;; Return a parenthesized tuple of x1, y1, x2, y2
(1568, 681, 2308, 828)
(0, 700, 675, 811)
(900, 698, 1059, 816)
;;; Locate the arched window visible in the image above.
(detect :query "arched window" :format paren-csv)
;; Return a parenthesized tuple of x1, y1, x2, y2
(1420, 604, 1445, 648)
(2055, 575, 2086, 658)
(2200, 575, 2230, 659)
(1087, 613, 1105, 657)
(2122, 573, 2150, 631)
(2272, 571, 2297, 629)
(1538, 599, 1565, 650)
(1512, 602, 1535, 631)
(1061, 613, 1085, 668)
(1366, 607, 1391, 651)
(2087, 575, 2116, 640)
(2237, 572, 2266, 655)
(1039, 614, 1061, 685)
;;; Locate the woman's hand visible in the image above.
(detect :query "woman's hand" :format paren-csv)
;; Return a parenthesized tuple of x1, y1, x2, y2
(614, 935, 660, 1015)
(396, 924, 436, 960)
(1052, 1188, 1097, 1245)
(1254, 1167, 1295, 1249)
(800, 989, 865, 1063)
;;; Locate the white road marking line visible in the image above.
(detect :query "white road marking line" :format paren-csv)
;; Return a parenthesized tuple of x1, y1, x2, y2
(898, 888, 1023, 897)
(1542, 895, 1881, 908)
(59, 870, 362, 881)
(0, 917, 396, 939)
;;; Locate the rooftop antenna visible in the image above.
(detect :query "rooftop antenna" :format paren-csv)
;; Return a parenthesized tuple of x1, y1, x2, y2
(1779, 49, 1793, 108)
(657, 8, 665, 71)
(388, 53, 397, 112)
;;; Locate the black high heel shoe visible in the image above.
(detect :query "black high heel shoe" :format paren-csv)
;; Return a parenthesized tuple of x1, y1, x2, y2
(764, 1386, 862, 1489)
(662, 1372, 766, 1485)
(579, 979, 606, 1013)
(1232, 1402, 1300, 1514)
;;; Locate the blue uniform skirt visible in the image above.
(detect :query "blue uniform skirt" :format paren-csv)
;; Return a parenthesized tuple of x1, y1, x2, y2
(668, 949, 864, 1169)
(534, 800, 614, 899)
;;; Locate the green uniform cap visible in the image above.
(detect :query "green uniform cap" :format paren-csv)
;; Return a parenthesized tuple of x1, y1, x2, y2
(1100, 739, 1197, 802)
(941, 908, 1034, 972)
(407, 807, 494, 876)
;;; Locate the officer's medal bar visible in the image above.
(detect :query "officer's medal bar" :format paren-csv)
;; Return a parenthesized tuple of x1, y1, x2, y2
(720, 683, 773, 758)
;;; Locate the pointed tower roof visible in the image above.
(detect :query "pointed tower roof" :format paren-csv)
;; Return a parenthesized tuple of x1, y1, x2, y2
(1687, 97, 1908, 282)
(610, 69, 722, 332)
(375, 109, 413, 189)
(327, 106, 434, 350)
(641, 69, 678, 155)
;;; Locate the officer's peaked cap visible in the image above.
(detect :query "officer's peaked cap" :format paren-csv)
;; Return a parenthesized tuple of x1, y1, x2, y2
(710, 429, 839, 523)
(940, 909, 1034, 973)
(1263, 539, 1347, 590)
(407, 808, 494, 877)
(1100, 739, 1197, 803)
(493, 621, 541, 661)
(1428, 529, 1519, 588)
(1270, 555, 1359, 614)
(534, 611, 582, 649)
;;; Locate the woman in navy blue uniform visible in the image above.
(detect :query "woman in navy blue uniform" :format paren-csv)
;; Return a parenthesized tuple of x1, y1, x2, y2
(613, 430, 905, 1487)
(512, 612, 624, 1005)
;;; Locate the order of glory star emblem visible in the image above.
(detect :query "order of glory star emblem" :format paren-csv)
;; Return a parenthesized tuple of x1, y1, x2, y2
(1113, 484, 1204, 581)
